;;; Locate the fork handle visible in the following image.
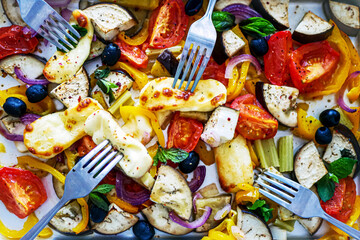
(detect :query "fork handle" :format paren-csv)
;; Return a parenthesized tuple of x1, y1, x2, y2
(204, 0, 216, 17)
(322, 212, 360, 239)
(20, 197, 70, 240)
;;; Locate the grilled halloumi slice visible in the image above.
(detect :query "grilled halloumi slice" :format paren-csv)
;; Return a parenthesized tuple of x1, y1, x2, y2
(24, 98, 102, 159)
(84, 110, 152, 178)
(50, 68, 89, 108)
(43, 10, 94, 83)
(121, 114, 154, 145)
(139, 77, 227, 112)
(150, 165, 193, 220)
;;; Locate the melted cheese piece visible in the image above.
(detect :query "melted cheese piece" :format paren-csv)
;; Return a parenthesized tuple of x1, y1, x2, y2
(43, 10, 94, 83)
(139, 77, 227, 112)
(24, 98, 103, 159)
(84, 110, 152, 178)
(121, 114, 154, 145)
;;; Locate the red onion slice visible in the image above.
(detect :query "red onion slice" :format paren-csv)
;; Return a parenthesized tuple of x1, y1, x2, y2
(0, 124, 23, 141)
(116, 171, 150, 206)
(225, 54, 262, 79)
(45, 0, 71, 8)
(223, 4, 262, 21)
(169, 206, 212, 228)
(14, 67, 50, 85)
(214, 203, 231, 220)
(188, 166, 206, 193)
(22, 27, 37, 38)
(193, 192, 203, 213)
(336, 71, 360, 113)
(20, 113, 41, 125)
(60, 8, 72, 22)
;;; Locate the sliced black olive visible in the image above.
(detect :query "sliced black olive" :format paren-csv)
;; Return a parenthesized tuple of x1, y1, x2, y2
(157, 49, 179, 76)
(185, 0, 203, 16)
(3, 97, 27, 117)
(26, 85, 48, 103)
(133, 220, 155, 240)
(179, 151, 200, 174)
(101, 43, 121, 66)
(250, 38, 269, 56)
(315, 127, 332, 145)
(319, 109, 340, 127)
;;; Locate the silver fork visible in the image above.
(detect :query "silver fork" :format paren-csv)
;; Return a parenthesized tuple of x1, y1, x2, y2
(17, 0, 80, 52)
(172, 0, 217, 93)
(257, 171, 360, 239)
(21, 140, 122, 240)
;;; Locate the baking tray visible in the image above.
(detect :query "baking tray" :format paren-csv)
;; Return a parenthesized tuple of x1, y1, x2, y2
(0, 0, 359, 239)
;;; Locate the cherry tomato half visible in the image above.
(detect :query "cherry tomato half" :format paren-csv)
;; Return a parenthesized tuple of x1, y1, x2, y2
(230, 94, 278, 140)
(77, 135, 97, 157)
(0, 167, 47, 219)
(149, 0, 189, 49)
(115, 40, 148, 69)
(202, 57, 228, 87)
(289, 41, 340, 92)
(167, 112, 203, 152)
(263, 31, 293, 86)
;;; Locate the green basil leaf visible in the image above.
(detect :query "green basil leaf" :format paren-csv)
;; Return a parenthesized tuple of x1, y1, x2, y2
(316, 174, 336, 202)
(97, 79, 110, 94)
(328, 173, 339, 183)
(163, 148, 189, 163)
(89, 192, 109, 211)
(341, 149, 356, 159)
(329, 157, 357, 179)
(239, 17, 276, 37)
(260, 204, 273, 222)
(109, 91, 116, 104)
(92, 184, 115, 194)
(72, 24, 88, 37)
(247, 199, 266, 210)
(247, 200, 273, 222)
(212, 11, 235, 32)
(95, 68, 111, 80)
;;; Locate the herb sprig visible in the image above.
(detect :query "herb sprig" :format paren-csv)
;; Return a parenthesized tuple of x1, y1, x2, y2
(95, 68, 118, 103)
(89, 184, 115, 211)
(153, 144, 189, 166)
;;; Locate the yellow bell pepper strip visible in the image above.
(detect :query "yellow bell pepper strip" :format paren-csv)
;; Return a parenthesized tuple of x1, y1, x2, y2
(292, 108, 322, 140)
(100, 0, 159, 10)
(120, 106, 165, 147)
(226, 66, 239, 99)
(64, 149, 78, 170)
(111, 62, 148, 90)
(16, 156, 89, 234)
(0, 85, 55, 115)
(0, 143, 5, 153)
(0, 213, 53, 239)
(106, 194, 139, 214)
(244, 78, 261, 96)
(318, 229, 349, 240)
(118, 20, 149, 46)
(329, 195, 360, 236)
(340, 30, 360, 74)
(150, 60, 171, 78)
(235, 183, 260, 205)
(247, 140, 260, 168)
(344, 107, 360, 138)
(303, 21, 350, 98)
(108, 90, 133, 119)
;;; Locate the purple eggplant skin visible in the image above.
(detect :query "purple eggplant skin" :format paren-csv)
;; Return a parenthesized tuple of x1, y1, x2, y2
(334, 124, 360, 177)
(251, 0, 289, 31)
(241, 210, 273, 240)
(157, 49, 179, 77)
(211, 31, 228, 65)
(255, 81, 269, 111)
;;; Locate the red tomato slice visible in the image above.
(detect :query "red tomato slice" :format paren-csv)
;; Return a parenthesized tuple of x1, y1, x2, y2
(0, 167, 47, 218)
(202, 57, 228, 87)
(321, 178, 346, 216)
(264, 31, 293, 86)
(230, 94, 278, 140)
(332, 177, 356, 222)
(289, 41, 340, 92)
(77, 135, 97, 157)
(116, 40, 148, 69)
(149, 0, 188, 49)
(167, 112, 203, 152)
(0, 25, 39, 60)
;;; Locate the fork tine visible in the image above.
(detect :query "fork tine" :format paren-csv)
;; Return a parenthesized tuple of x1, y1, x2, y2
(190, 54, 210, 92)
(258, 175, 297, 195)
(48, 15, 79, 44)
(90, 151, 117, 177)
(264, 171, 301, 189)
(178, 44, 198, 89)
(95, 155, 123, 180)
(172, 42, 191, 88)
(184, 46, 205, 90)
(259, 188, 292, 209)
(37, 27, 69, 52)
(77, 140, 109, 166)
(256, 179, 294, 201)
(42, 22, 74, 50)
(51, 12, 81, 39)
(83, 145, 112, 171)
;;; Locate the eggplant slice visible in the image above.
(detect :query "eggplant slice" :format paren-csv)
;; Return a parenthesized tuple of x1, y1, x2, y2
(87, 39, 106, 60)
(293, 11, 334, 43)
(125, 8, 149, 38)
(252, 0, 289, 30)
(239, 211, 273, 239)
(1, 0, 26, 26)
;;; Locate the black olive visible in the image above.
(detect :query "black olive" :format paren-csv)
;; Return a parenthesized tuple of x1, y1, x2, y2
(250, 38, 269, 56)
(133, 220, 155, 240)
(3, 97, 27, 117)
(26, 85, 48, 103)
(101, 43, 121, 66)
(179, 151, 200, 174)
(89, 204, 108, 223)
(315, 127, 332, 145)
(319, 109, 340, 127)
(185, 0, 203, 16)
